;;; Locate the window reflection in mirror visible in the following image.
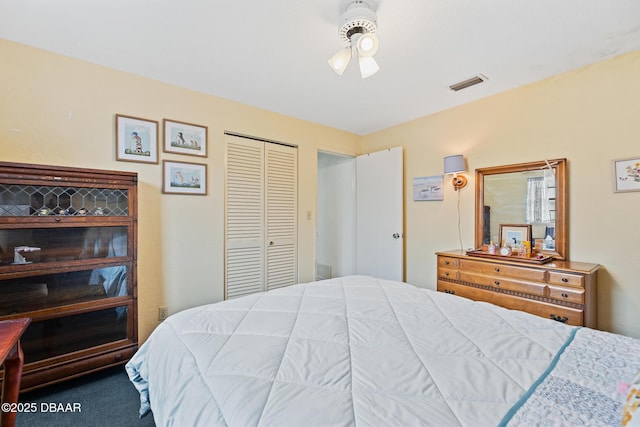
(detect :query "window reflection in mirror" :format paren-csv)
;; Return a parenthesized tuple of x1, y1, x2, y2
(483, 169, 555, 244)
(475, 159, 567, 259)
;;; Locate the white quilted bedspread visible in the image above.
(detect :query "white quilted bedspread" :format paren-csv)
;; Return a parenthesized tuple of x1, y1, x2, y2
(127, 276, 576, 426)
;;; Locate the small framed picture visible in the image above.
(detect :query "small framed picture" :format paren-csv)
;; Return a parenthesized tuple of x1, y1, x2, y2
(413, 175, 443, 201)
(163, 119, 208, 157)
(115, 114, 159, 164)
(613, 157, 640, 193)
(162, 160, 207, 195)
(499, 224, 532, 247)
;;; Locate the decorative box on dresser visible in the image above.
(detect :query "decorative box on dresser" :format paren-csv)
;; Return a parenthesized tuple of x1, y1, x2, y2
(0, 162, 137, 392)
(436, 250, 599, 327)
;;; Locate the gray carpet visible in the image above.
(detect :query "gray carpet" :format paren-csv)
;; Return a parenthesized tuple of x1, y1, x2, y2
(15, 365, 155, 427)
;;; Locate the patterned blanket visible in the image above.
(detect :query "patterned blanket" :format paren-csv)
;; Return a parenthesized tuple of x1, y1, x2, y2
(500, 327, 640, 426)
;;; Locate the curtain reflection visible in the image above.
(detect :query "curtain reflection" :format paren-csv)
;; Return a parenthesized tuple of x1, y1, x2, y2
(526, 176, 550, 224)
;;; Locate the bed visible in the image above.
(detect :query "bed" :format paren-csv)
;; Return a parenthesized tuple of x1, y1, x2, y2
(126, 276, 640, 426)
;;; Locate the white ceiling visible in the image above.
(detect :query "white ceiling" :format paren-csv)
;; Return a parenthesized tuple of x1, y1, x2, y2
(2, 1, 639, 135)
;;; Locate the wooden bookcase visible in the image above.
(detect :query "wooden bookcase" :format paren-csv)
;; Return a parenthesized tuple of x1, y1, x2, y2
(0, 162, 137, 392)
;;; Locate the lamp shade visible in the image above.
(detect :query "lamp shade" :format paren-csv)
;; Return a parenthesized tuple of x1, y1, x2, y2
(356, 33, 378, 57)
(358, 55, 379, 78)
(328, 47, 352, 75)
(443, 155, 466, 174)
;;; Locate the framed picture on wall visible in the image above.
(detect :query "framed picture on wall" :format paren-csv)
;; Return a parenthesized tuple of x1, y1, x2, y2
(162, 160, 207, 195)
(163, 119, 208, 157)
(613, 157, 640, 193)
(499, 224, 532, 247)
(115, 114, 159, 164)
(412, 175, 443, 201)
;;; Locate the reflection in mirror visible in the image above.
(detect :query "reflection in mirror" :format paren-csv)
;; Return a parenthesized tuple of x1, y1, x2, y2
(475, 159, 567, 259)
(484, 169, 555, 245)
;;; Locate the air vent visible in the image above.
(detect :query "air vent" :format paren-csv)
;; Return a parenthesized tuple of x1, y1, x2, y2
(449, 74, 487, 92)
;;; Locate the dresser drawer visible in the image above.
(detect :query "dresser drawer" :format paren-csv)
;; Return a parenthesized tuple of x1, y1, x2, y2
(458, 271, 546, 297)
(437, 281, 474, 298)
(517, 299, 583, 326)
(437, 281, 584, 326)
(438, 257, 459, 269)
(548, 271, 584, 288)
(438, 267, 458, 280)
(459, 259, 546, 282)
(547, 285, 585, 304)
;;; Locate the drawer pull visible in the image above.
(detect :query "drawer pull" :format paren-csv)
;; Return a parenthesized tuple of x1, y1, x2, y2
(444, 272, 450, 277)
(561, 293, 568, 298)
(494, 267, 500, 272)
(494, 281, 500, 286)
(561, 278, 568, 283)
(550, 314, 569, 323)
(445, 261, 450, 265)
(444, 289, 456, 295)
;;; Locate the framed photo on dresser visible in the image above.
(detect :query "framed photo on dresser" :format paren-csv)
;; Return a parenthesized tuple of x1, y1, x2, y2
(499, 224, 531, 247)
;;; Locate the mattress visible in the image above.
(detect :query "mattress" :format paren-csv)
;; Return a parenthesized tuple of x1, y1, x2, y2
(126, 276, 639, 426)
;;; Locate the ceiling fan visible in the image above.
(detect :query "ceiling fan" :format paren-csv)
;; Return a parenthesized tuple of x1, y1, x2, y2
(328, 1, 380, 79)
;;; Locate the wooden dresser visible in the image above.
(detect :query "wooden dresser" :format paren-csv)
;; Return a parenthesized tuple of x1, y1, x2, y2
(436, 250, 599, 327)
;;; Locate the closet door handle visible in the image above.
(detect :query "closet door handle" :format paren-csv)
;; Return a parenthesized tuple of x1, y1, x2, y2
(392, 233, 401, 239)
(269, 241, 274, 246)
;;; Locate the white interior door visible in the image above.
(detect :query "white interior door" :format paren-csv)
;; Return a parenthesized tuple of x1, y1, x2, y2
(356, 147, 404, 281)
(265, 143, 298, 291)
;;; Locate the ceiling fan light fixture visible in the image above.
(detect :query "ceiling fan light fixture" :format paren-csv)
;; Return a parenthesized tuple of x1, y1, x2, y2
(328, 46, 352, 75)
(358, 55, 379, 79)
(356, 32, 378, 57)
(338, 1, 377, 43)
(328, 1, 380, 79)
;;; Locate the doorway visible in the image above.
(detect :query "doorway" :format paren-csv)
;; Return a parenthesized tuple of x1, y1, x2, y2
(316, 147, 404, 281)
(316, 151, 357, 279)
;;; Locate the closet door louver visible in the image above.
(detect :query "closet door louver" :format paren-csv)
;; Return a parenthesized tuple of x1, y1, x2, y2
(225, 137, 265, 299)
(265, 143, 297, 291)
(225, 135, 297, 299)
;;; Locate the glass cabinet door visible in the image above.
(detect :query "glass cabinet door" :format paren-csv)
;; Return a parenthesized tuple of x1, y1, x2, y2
(0, 265, 131, 316)
(21, 304, 132, 364)
(0, 226, 129, 266)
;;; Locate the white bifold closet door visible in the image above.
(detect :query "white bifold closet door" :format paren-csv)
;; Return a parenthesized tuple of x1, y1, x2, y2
(225, 134, 298, 299)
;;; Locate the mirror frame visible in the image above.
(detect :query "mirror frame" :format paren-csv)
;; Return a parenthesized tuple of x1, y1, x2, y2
(475, 158, 567, 260)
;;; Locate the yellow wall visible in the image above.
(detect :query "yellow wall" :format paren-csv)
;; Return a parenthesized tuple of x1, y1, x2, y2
(362, 50, 640, 339)
(0, 39, 360, 341)
(2, 39, 639, 341)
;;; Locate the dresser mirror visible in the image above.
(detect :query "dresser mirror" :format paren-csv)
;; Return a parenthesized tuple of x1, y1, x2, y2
(475, 158, 567, 259)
